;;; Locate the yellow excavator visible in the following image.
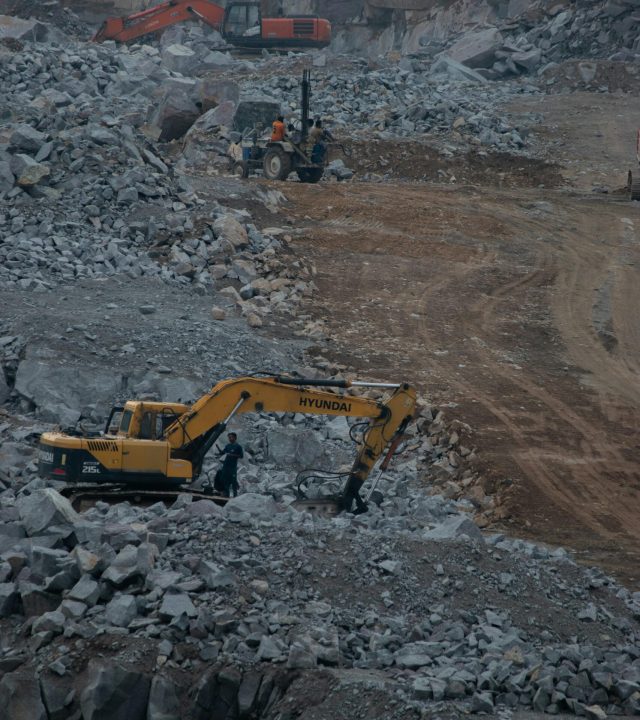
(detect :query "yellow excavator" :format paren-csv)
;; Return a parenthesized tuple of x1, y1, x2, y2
(39, 376, 416, 513)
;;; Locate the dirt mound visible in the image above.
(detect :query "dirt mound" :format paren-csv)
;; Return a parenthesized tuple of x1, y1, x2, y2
(543, 59, 640, 95)
(343, 139, 564, 189)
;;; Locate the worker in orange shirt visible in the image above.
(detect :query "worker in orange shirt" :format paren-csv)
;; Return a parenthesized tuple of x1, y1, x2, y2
(271, 115, 285, 141)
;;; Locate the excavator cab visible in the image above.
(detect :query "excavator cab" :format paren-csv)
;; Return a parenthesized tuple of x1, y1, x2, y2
(114, 401, 188, 440)
(222, 2, 261, 39)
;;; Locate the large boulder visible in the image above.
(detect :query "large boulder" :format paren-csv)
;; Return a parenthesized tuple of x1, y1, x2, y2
(223, 493, 279, 522)
(0, 670, 47, 720)
(147, 676, 181, 720)
(0, 14, 49, 41)
(266, 427, 330, 470)
(15, 354, 123, 425)
(212, 214, 248, 251)
(80, 663, 150, 720)
(197, 78, 239, 112)
(16, 489, 79, 536)
(161, 44, 199, 75)
(149, 86, 200, 141)
(447, 27, 503, 69)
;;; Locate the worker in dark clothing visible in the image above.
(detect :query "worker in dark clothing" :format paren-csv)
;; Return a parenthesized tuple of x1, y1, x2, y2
(271, 115, 286, 142)
(216, 432, 243, 497)
(310, 119, 333, 163)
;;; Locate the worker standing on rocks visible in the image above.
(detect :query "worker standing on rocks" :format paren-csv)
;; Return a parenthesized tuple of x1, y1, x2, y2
(271, 115, 286, 142)
(217, 432, 244, 497)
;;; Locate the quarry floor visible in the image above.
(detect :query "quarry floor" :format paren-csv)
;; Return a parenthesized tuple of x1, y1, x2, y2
(249, 91, 640, 586)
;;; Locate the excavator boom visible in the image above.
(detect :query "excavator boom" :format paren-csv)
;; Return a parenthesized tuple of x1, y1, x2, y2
(39, 376, 416, 512)
(93, 0, 224, 43)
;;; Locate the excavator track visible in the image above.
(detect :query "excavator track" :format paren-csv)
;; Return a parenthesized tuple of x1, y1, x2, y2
(60, 484, 229, 512)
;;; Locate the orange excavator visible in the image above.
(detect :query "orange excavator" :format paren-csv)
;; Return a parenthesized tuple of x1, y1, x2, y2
(93, 0, 331, 50)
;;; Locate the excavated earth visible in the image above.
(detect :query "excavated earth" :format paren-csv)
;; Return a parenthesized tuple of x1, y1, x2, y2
(261, 90, 640, 588)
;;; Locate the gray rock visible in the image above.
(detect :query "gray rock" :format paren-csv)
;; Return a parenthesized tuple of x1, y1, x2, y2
(147, 675, 181, 720)
(471, 691, 494, 713)
(40, 674, 74, 720)
(0, 161, 14, 194)
(159, 591, 197, 619)
(256, 635, 283, 660)
(511, 48, 542, 73)
(9, 154, 50, 187)
(212, 214, 248, 250)
(80, 663, 150, 720)
(448, 28, 504, 69)
(287, 641, 317, 669)
(161, 44, 199, 75)
(150, 86, 200, 142)
(197, 78, 240, 111)
(431, 56, 488, 83)
(59, 598, 87, 620)
(69, 575, 101, 606)
(15, 355, 122, 426)
(0, 14, 49, 41)
(10, 124, 46, 153)
(223, 493, 279, 522)
(198, 559, 236, 589)
(267, 427, 330, 470)
(423, 515, 484, 542)
(0, 582, 18, 618)
(32, 610, 66, 635)
(16, 489, 79, 536)
(105, 594, 138, 627)
(0, 670, 47, 720)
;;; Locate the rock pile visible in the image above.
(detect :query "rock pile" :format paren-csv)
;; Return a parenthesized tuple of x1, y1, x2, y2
(0, 477, 639, 718)
(413, 0, 640, 81)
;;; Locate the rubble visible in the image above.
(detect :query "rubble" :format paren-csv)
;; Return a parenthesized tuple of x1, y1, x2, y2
(0, 2, 639, 718)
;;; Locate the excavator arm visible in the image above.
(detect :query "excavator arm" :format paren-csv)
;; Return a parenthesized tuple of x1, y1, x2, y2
(164, 376, 416, 511)
(92, 0, 224, 43)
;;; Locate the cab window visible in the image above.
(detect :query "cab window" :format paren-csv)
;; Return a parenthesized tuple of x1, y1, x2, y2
(120, 410, 133, 434)
(139, 412, 153, 439)
(226, 4, 248, 35)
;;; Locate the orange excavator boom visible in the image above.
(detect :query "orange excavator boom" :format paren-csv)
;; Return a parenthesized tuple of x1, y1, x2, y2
(92, 0, 225, 43)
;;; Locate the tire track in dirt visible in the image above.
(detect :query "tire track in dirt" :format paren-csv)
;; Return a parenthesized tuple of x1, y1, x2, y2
(282, 180, 640, 584)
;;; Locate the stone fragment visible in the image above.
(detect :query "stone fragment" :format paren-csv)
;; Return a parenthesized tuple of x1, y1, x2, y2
(10, 124, 46, 153)
(16, 489, 79, 536)
(198, 559, 236, 589)
(448, 28, 504, 68)
(150, 86, 200, 142)
(0, 670, 47, 720)
(80, 663, 150, 720)
(105, 594, 138, 627)
(159, 591, 197, 619)
(423, 515, 484, 542)
(32, 610, 66, 635)
(212, 214, 248, 250)
(10, 154, 50, 187)
(0, 582, 18, 617)
(40, 674, 74, 720)
(224, 493, 279, 522)
(147, 675, 181, 720)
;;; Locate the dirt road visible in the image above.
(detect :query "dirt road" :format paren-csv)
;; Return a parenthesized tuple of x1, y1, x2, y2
(269, 101, 640, 585)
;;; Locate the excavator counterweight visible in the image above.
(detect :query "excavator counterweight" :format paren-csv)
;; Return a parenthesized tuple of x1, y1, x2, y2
(39, 376, 416, 513)
(92, 0, 331, 51)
